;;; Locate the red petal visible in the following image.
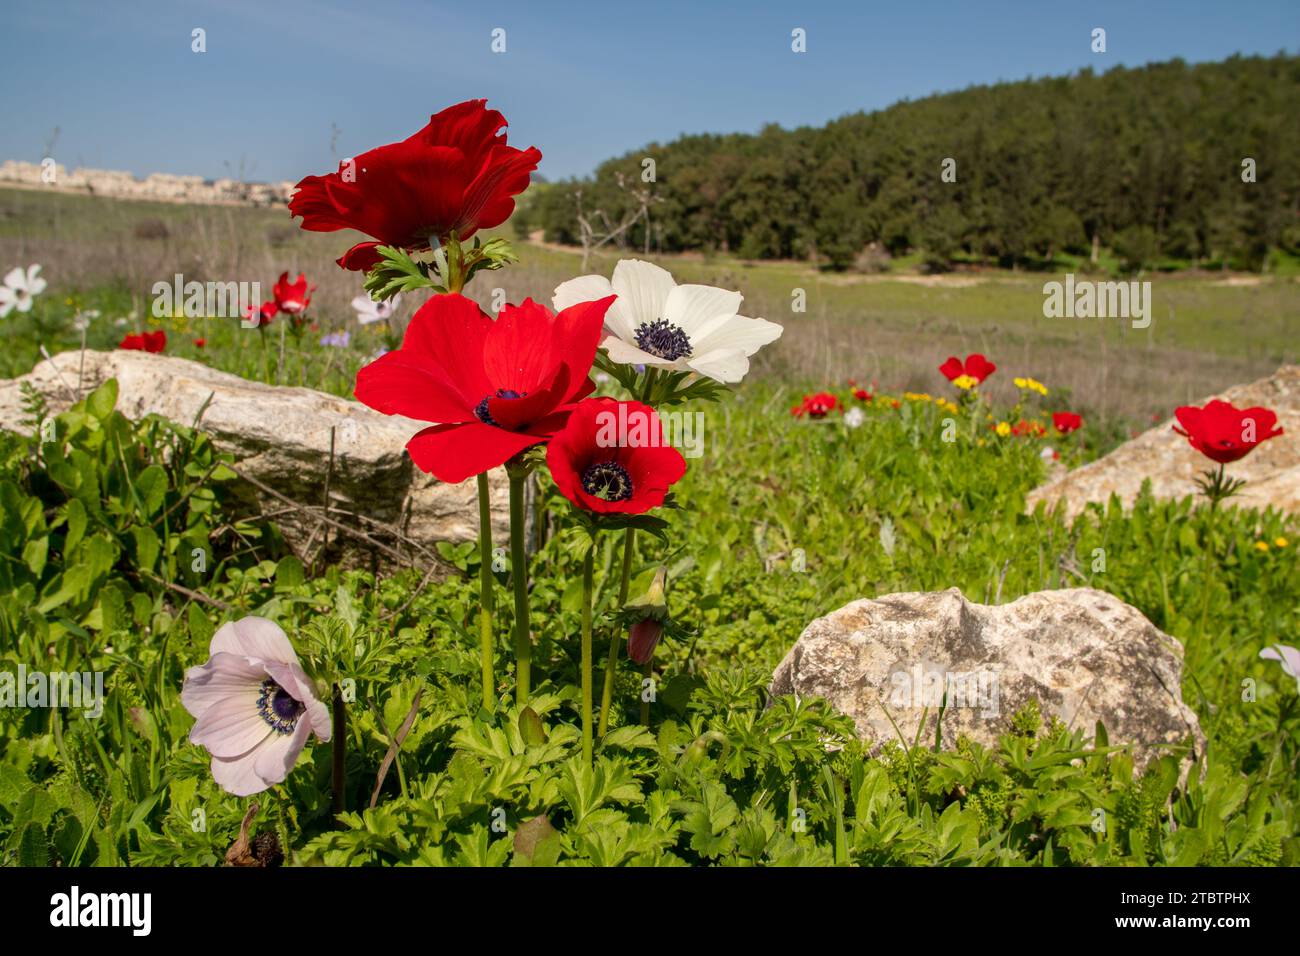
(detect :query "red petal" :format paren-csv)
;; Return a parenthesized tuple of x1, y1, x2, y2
(354, 351, 472, 424)
(405, 422, 543, 483)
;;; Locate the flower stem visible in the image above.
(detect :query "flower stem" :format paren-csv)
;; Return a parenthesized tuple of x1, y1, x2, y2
(581, 545, 595, 766)
(331, 684, 346, 817)
(598, 528, 636, 735)
(476, 472, 495, 709)
(509, 469, 531, 705)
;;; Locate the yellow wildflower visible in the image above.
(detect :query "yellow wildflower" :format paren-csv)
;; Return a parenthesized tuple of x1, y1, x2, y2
(1275, 537, 1289, 548)
(995, 421, 1012, 437)
(1255, 541, 1271, 552)
(952, 375, 978, 391)
(1014, 376, 1048, 396)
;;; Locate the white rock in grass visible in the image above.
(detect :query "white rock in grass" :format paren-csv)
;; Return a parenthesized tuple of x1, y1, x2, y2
(1028, 364, 1299, 518)
(771, 587, 1205, 773)
(0, 349, 515, 569)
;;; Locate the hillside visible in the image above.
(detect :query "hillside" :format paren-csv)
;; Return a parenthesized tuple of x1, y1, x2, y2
(525, 55, 1300, 272)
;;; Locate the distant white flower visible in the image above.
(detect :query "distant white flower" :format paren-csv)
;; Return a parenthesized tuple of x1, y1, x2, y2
(114, 316, 130, 328)
(352, 292, 401, 325)
(1260, 644, 1300, 694)
(844, 406, 865, 428)
(0, 264, 47, 318)
(72, 309, 100, 333)
(594, 371, 611, 384)
(553, 259, 782, 384)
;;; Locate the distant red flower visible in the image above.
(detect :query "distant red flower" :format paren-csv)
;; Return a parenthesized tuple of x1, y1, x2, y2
(546, 398, 686, 515)
(852, 387, 872, 402)
(290, 100, 542, 271)
(1173, 400, 1283, 464)
(1011, 419, 1047, 438)
(627, 619, 663, 665)
(791, 392, 839, 418)
(119, 330, 166, 353)
(244, 301, 279, 327)
(193, 338, 206, 348)
(1052, 411, 1083, 434)
(355, 292, 614, 483)
(939, 353, 996, 388)
(272, 272, 313, 314)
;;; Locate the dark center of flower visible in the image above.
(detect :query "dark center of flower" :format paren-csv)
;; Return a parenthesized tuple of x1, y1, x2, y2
(634, 318, 691, 361)
(474, 388, 524, 427)
(580, 460, 634, 502)
(257, 679, 304, 735)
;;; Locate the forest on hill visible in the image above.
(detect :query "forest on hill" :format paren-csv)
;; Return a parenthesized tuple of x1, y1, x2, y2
(522, 55, 1300, 272)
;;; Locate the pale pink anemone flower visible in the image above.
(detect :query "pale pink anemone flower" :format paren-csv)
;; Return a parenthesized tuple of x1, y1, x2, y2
(182, 616, 331, 797)
(1260, 644, 1300, 695)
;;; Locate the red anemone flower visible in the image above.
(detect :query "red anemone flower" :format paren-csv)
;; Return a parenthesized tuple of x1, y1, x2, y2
(852, 387, 873, 402)
(355, 293, 614, 483)
(289, 100, 542, 271)
(1173, 400, 1283, 464)
(119, 330, 166, 353)
(1052, 411, 1083, 434)
(193, 338, 206, 348)
(244, 301, 279, 327)
(939, 353, 997, 387)
(272, 272, 313, 314)
(546, 398, 687, 515)
(791, 392, 839, 418)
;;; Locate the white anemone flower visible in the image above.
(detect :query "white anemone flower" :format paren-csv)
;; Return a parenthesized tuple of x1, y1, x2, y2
(0, 264, 47, 318)
(844, 406, 866, 428)
(352, 292, 401, 325)
(552, 259, 782, 384)
(182, 616, 331, 797)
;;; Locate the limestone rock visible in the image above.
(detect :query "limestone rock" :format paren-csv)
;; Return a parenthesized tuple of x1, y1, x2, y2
(770, 588, 1204, 771)
(0, 349, 513, 567)
(1028, 365, 1299, 519)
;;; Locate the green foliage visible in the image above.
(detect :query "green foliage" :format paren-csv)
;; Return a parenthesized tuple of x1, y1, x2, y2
(535, 55, 1300, 272)
(1, 375, 1296, 866)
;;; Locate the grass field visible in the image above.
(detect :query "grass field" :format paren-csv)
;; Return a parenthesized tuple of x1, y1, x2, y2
(3, 187, 1296, 424)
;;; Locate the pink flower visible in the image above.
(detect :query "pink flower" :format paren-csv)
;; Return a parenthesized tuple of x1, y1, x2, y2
(182, 616, 331, 796)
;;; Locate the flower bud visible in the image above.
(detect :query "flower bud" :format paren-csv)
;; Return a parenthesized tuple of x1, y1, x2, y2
(627, 619, 663, 665)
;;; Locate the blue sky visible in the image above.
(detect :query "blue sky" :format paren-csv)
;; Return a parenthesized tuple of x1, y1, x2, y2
(1, 0, 1295, 184)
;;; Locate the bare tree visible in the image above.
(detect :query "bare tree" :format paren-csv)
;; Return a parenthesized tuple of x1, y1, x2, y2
(573, 172, 659, 270)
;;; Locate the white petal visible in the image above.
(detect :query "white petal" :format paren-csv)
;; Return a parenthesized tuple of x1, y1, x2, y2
(552, 274, 613, 313)
(210, 749, 274, 797)
(3, 267, 24, 291)
(15, 297, 33, 313)
(189, 694, 274, 758)
(689, 314, 784, 358)
(210, 615, 298, 664)
(610, 259, 676, 334)
(687, 348, 750, 383)
(252, 719, 311, 786)
(601, 335, 675, 367)
(663, 283, 743, 336)
(555, 273, 638, 341)
(181, 652, 266, 718)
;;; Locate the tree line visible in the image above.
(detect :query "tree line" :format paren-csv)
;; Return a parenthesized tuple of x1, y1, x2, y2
(520, 54, 1300, 272)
